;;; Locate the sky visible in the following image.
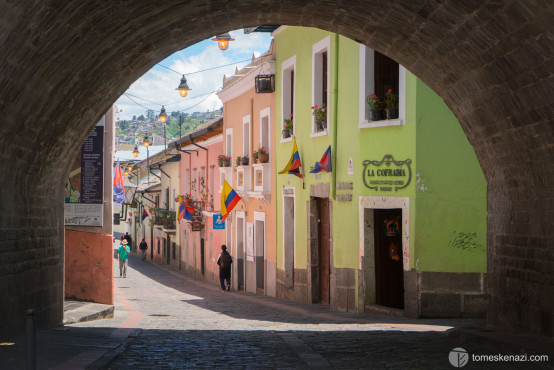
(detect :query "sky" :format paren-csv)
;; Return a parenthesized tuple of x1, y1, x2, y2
(115, 30, 273, 121)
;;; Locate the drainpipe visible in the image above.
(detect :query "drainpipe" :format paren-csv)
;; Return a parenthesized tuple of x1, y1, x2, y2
(332, 33, 339, 200)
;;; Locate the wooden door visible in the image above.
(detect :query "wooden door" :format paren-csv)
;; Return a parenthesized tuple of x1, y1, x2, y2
(318, 198, 331, 304)
(374, 209, 404, 309)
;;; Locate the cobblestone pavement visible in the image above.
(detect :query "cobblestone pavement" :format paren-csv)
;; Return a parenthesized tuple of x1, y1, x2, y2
(89, 254, 550, 369)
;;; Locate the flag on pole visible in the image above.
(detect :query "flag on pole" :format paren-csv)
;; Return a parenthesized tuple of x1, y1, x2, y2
(141, 208, 149, 221)
(278, 137, 303, 178)
(178, 203, 195, 223)
(220, 180, 241, 222)
(113, 159, 125, 204)
(310, 145, 332, 173)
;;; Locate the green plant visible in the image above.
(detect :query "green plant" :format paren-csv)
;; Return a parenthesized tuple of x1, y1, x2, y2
(284, 113, 293, 131)
(311, 104, 327, 122)
(366, 94, 382, 110)
(384, 89, 398, 109)
(236, 156, 242, 166)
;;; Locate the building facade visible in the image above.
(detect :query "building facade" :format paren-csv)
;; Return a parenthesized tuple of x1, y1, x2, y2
(274, 26, 487, 317)
(217, 45, 277, 295)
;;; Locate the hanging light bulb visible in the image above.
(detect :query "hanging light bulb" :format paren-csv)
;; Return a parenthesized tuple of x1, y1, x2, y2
(132, 145, 139, 158)
(176, 75, 191, 98)
(159, 106, 168, 123)
(212, 33, 234, 50)
(143, 135, 150, 148)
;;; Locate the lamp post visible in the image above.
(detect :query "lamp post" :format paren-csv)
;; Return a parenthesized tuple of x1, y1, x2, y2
(144, 135, 150, 185)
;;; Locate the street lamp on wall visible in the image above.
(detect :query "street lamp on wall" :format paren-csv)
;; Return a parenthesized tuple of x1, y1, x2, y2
(212, 33, 234, 50)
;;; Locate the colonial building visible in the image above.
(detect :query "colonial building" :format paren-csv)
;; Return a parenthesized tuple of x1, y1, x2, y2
(273, 26, 487, 318)
(216, 44, 278, 295)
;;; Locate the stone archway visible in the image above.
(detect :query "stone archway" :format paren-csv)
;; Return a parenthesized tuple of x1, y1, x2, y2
(0, 1, 552, 336)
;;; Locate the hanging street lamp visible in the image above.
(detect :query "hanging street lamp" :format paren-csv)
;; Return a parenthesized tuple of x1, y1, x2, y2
(143, 135, 150, 148)
(132, 145, 139, 158)
(159, 106, 168, 123)
(212, 33, 234, 50)
(176, 75, 191, 97)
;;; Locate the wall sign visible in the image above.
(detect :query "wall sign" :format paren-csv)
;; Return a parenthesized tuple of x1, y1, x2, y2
(213, 214, 225, 229)
(362, 154, 412, 192)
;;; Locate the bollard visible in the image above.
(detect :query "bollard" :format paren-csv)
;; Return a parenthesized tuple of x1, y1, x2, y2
(26, 309, 36, 370)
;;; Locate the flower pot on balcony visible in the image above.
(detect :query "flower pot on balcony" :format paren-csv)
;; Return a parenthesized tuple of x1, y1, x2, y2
(282, 128, 291, 138)
(241, 157, 249, 165)
(315, 119, 326, 132)
(369, 109, 384, 121)
(183, 199, 192, 205)
(386, 108, 399, 120)
(258, 153, 269, 163)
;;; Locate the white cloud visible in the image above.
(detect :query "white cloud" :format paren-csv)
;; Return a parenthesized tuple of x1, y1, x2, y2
(116, 29, 272, 120)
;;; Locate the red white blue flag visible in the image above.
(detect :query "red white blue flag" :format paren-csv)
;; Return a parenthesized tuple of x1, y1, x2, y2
(141, 208, 149, 221)
(113, 159, 125, 204)
(310, 145, 332, 173)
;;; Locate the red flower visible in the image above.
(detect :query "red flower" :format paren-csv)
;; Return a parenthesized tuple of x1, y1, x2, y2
(311, 106, 314, 109)
(387, 89, 392, 93)
(290, 113, 293, 117)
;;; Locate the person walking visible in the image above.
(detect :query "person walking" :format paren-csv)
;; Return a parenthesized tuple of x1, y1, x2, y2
(139, 238, 148, 262)
(118, 239, 130, 278)
(216, 245, 233, 291)
(123, 232, 133, 249)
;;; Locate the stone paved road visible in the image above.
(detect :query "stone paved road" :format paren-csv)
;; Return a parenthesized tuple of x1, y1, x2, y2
(89, 254, 550, 369)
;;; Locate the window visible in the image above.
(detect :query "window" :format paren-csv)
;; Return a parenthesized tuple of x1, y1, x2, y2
(281, 55, 296, 140)
(260, 107, 271, 158)
(359, 45, 405, 128)
(312, 37, 330, 134)
(225, 128, 233, 158)
(192, 168, 197, 197)
(185, 169, 190, 193)
(243, 115, 250, 158)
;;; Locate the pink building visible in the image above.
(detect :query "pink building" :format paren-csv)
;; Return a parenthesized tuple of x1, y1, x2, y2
(177, 118, 225, 283)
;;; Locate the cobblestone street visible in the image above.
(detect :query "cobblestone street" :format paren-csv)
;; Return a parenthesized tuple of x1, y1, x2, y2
(72, 254, 549, 369)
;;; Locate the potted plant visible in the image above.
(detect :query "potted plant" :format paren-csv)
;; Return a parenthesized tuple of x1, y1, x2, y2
(252, 151, 259, 163)
(256, 146, 269, 163)
(218, 154, 230, 167)
(176, 193, 193, 205)
(384, 89, 399, 119)
(283, 114, 293, 138)
(241, 154, 249, 165)
(311, 104, 327, 131)
(366, 93, 384, 121)
(236, 156, 242, 166)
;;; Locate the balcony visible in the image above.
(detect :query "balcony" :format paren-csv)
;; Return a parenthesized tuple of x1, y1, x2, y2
(154, 208, 176, 232)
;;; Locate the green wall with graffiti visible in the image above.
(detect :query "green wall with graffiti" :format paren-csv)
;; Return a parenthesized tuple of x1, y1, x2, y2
(413, 80, 487, 272)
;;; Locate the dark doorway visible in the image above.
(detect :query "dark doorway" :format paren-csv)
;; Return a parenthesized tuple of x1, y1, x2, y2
(374, 208, 404, 309)
(200, 238, 205, 275)
(317, 198, 331, 304)
(166, 236, 171, 265)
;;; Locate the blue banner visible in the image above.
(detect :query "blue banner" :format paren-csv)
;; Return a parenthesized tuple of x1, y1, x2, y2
(213, 214, 225, 229)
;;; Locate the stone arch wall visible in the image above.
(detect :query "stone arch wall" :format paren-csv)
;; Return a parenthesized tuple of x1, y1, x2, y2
(0, 1, 552, 336)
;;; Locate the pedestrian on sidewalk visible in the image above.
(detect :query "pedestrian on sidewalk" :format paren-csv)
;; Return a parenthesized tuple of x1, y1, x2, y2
(118, 239, 130, 278)
(139, 238, 148, 262)
(216, 245, 233, 291)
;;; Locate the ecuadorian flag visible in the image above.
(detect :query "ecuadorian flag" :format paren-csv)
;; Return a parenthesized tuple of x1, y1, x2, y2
(220, 180, 241, 221)
(278, 137, 303, 178)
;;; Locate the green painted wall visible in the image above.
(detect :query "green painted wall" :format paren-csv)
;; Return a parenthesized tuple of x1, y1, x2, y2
(275, 26, 486, 277)
(413, 80, 487, 272)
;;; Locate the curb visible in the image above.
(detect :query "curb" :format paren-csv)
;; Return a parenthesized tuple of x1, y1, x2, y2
(63, 305, 115, 325)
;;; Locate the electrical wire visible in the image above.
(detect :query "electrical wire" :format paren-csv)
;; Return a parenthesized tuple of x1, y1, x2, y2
(158, 58, 252, 76)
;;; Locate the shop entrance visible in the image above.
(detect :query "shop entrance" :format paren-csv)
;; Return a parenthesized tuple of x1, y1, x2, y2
(317, 198, 331, 304)
(374, 208, 404, 309)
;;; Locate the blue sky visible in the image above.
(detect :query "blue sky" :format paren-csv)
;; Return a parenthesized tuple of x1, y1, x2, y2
(115, 30, 273, 121)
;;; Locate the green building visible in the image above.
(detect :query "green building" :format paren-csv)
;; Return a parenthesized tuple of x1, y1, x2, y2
(274, 26, 487, 318)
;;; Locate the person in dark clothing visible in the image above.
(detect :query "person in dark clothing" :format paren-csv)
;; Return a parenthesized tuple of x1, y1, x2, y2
(123, 232, 132, 249)
(216, 245, 233, 291)
(139, 238, 148, 261)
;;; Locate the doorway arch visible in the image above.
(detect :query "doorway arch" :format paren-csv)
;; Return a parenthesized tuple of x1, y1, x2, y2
(0, 1, 552, 336)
